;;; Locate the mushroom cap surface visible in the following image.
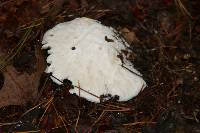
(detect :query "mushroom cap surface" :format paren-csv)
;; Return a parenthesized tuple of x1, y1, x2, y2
(42, 17, 146, 102)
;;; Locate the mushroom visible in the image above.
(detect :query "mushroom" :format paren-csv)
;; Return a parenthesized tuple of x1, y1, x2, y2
(42, 17, 146, 103)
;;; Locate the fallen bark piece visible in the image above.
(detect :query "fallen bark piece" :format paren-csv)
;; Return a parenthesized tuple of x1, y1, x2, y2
(42, 17, 146, 103)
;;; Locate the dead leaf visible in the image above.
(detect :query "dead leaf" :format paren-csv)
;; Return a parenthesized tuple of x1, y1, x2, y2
(0, 13, 7, 23)
(0, 46, 45, 108)
(80, 0, 88, 8)
(162, 0, 173, 6)
(39, 0, 65, 16)
(16, 0, 28, 6)
(119, 27, 139, 44)
(195, 25, 200, 33)
(129, 3, 147, 22)
(158, 11, 174, 35)
(68, 0, 80, 10)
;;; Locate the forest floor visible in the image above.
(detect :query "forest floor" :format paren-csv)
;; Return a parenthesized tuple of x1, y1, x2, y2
(0, 0, 200, 132)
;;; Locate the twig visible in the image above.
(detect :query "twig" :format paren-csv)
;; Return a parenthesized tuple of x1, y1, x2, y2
(123, 121, 156, 126)
(34, 76, 49, 105)
(0, 122, 18, 127)
(91, 110, 106, 128)
(38, 96, 54, 125)
(50, 75, 100, 100)
(0, 25, 33, 71)
(53, 103, 69, 133)
(175, 0, 192, 18)
(75, 110, 81, 133)
(20, 101, 46, 118)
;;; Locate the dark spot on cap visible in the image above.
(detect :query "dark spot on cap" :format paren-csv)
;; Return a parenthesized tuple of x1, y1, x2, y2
(71, 46, 76, 50)
(105, 36, 114, 42)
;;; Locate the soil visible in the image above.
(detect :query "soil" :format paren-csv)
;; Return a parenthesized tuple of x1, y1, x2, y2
(0, 0, 200, 132)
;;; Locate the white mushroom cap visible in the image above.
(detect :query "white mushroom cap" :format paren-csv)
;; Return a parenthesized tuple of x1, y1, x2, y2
(42, 17, 146, 103)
